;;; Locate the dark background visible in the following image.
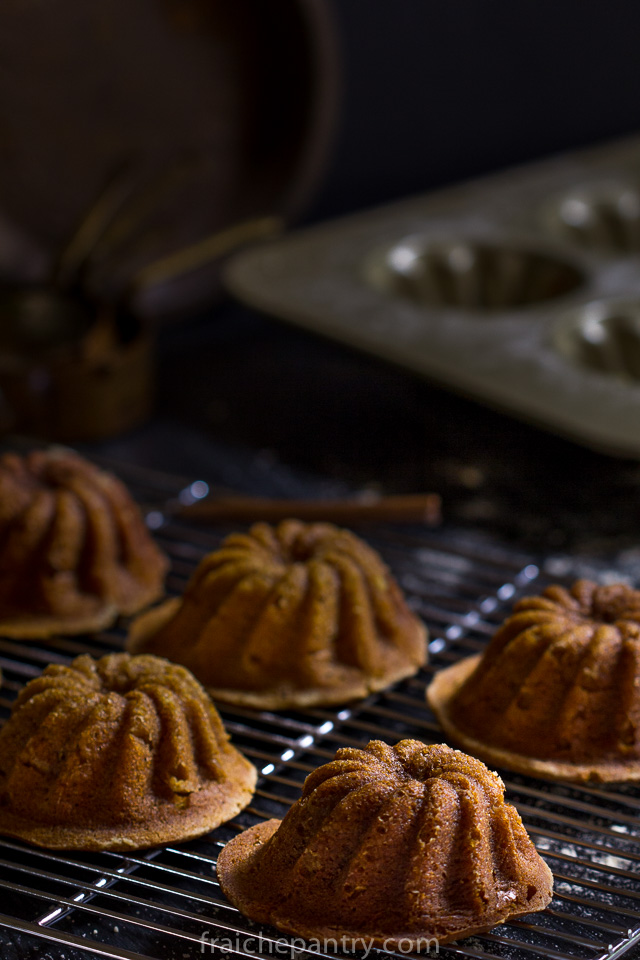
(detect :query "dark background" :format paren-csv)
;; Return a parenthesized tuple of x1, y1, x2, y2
(311, 0, 640, 219)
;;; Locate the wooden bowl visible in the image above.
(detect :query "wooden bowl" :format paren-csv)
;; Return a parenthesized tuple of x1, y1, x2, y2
(0, 0, 339, 319)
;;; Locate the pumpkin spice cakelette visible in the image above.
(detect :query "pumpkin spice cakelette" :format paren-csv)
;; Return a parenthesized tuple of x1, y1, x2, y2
(428, 579, 640, 782)
(0, 653, 257, 851)
(128, 519, 427, 709)
(0, 449, 168, 637)
(217, 739, 553, 947)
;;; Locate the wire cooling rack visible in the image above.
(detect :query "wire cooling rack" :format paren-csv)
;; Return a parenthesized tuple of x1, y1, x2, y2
(1, 456, 640, 960)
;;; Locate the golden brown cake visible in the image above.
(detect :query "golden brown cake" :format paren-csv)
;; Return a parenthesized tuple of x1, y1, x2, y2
(0, 449, 168, 637)
(0, 653, 257, 850)
(428, 580, 640, 782)
(217, 740, 553, 947)
(128, 520, 427, 709)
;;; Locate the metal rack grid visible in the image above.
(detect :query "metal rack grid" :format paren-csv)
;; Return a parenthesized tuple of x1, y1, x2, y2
(0, 457, 640, 960)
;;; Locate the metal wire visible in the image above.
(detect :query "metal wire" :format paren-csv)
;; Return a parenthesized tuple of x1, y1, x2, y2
(0, 457, 639, 960)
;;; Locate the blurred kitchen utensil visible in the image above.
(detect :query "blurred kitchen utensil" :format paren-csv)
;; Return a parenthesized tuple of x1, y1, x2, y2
(0, 163, 283, 442)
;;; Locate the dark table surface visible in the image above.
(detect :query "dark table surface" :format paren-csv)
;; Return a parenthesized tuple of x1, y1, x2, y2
(83, 297, 640, 569)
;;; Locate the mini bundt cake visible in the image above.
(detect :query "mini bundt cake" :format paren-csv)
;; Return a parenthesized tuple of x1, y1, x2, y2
(217, 740, 553, 947)
(428, 579, 640, 782)
(0, 448, 168, 637)
(0, 653, 257, 850)
(128, 520, 427, 709)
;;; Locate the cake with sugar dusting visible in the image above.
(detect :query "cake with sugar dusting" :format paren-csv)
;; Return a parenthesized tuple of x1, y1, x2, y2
(128, 520, 427, 709)
(428, 580, 640, 781)
(0, 653, 256, 850)
(217, 739, 553, 947)
(0, 449, 168, 637)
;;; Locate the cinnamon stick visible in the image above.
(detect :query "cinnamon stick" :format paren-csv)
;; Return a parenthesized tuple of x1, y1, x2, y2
(177, 493, 441, 526)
